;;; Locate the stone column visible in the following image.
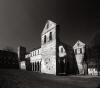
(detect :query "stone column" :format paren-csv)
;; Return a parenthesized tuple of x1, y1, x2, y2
(32, 62, 33, 71)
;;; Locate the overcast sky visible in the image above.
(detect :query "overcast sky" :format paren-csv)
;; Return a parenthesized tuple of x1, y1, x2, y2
(0, 0, 100, 52)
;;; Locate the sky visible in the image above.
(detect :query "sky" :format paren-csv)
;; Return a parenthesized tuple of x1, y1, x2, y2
(0, 0, 100, 52)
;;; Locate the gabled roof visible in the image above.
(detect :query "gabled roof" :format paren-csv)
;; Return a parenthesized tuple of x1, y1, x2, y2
(41, 20, 57, 35)
(73, 40, 85, 49)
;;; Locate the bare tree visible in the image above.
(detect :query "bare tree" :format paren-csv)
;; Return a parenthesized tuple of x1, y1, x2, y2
(89, 31, 100, 75)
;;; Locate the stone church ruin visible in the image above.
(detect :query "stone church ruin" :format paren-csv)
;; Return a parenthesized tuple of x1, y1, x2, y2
(18, 20, 97, 76)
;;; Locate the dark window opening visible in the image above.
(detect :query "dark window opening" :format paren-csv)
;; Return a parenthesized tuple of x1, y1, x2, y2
(49, 32, 52, 41)
(46, 23, 49, 29)
(61, 47, 63, 53)
(44, 35, 46, 43)
(80, 48, 82, 54)
(60, 59, 65, 73)
(75, 49, 77, 54)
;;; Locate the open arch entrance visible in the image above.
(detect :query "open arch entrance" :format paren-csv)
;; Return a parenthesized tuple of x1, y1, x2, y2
(32, 61, 41, 72)
(58, 57, 66, 75)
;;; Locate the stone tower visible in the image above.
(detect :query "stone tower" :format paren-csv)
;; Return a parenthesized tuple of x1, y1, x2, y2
(18, 46, 26, 70)
(41, 20, 59, 74)
(73, 40, 85, 74)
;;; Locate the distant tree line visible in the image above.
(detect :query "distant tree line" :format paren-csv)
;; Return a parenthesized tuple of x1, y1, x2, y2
(84, 31, 100, 74)
(0, 48, 19, 69)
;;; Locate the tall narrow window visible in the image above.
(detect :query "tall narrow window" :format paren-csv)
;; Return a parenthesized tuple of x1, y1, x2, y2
(80, 48, 82, 54)
(46, 23, 49, 29)
(61, 47, 63, 53)
(38, 50, 39, 55)
(75, 49, 77, 54)
(49, 32, 52, 41)
(44, 35, 46, 43)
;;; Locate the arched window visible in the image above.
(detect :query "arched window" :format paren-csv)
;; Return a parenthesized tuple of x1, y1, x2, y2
(46, 23, 49, 29)
(44, 35, 46, 43)
(75, 49, 77, 54)
(61, 47, 63, 53)
(49, 32, 52, 41)
(80, 48, 82, 54)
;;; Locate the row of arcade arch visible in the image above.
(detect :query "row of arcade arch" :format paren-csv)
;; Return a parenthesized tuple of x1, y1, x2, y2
(31, 61, 41, 72)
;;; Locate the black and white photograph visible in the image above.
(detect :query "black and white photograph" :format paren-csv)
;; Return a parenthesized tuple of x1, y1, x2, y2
(0, 0, 100, 88)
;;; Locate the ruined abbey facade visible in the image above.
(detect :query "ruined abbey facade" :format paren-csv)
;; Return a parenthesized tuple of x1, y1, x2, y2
(18, 20, 90, 75)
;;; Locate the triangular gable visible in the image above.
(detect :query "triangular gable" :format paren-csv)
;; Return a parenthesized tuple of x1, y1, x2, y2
(73, 40, 85, 49)
(42, 20, 57, 35)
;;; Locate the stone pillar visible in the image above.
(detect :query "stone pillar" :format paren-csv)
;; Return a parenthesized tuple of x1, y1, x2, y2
(32, 62, 33, 71)
(33, 62, 34, 71)
(37, 62, 38, 72)
(37, 62, 39, 72)
(35, 62, 37, 72)
(39, 61, 41, 72)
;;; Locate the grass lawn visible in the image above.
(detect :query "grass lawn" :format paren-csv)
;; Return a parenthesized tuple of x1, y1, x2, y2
(0, 69, 100, 88)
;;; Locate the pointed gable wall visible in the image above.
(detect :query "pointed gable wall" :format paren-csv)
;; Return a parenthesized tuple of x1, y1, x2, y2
(73, 40, 85, 49)
(73, 40, 86, 74)
(42, 20, 57, 35)
(41, 20, 57, 74)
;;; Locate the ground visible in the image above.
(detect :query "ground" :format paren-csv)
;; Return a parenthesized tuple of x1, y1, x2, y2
(0, 69, 100, 88)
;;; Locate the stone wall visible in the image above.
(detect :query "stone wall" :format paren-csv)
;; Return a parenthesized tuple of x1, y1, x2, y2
(41, 27, 57, 74)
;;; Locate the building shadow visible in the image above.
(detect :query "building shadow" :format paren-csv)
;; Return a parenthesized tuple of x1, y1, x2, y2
(97, 84, 100, 88)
